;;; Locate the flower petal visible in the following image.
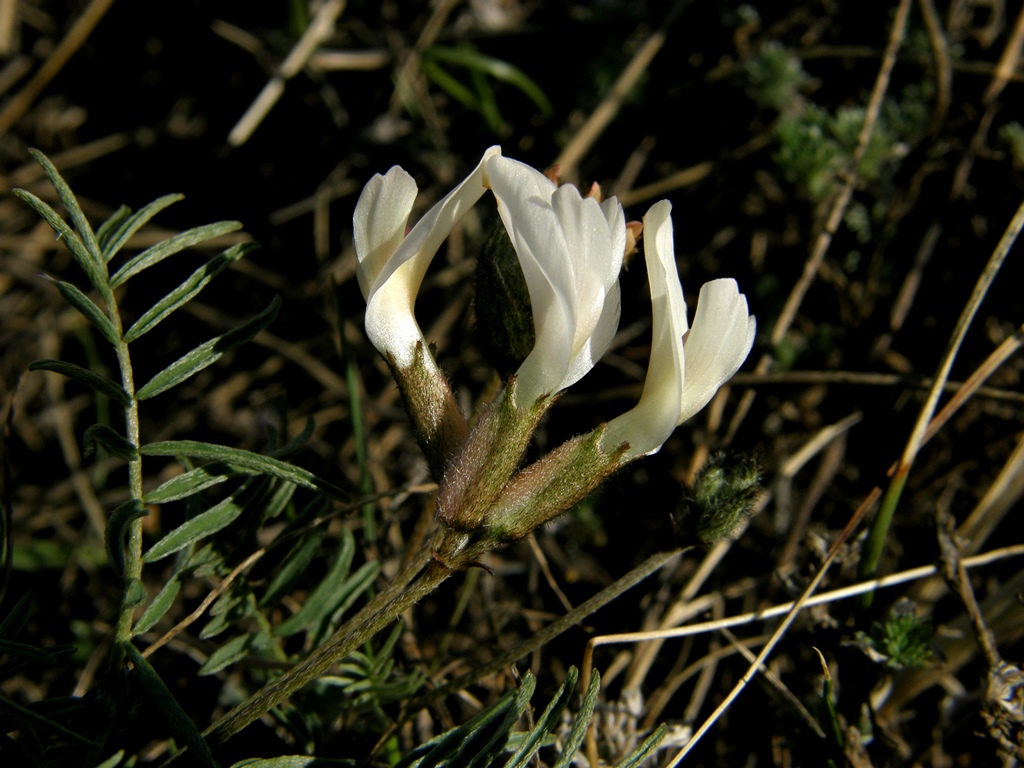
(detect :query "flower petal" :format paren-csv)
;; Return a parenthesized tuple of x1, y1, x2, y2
(603, 200, 688, 457)
(353, 166, 417, 298)
(677, 279, 756, 423)
(484, 155, 625, 404)
(359, 147, 501, 368)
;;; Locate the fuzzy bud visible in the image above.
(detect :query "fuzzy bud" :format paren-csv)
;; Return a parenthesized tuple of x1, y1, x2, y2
(674, 452, 761, 547)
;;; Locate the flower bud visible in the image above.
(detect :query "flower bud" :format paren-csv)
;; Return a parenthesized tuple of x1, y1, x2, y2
(673, 452, 762, 547)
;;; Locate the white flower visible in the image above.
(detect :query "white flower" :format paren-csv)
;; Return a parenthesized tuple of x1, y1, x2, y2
(354, 146, 501, 368)
(483, 155, 626, 407)
(603, 200, 756, 459)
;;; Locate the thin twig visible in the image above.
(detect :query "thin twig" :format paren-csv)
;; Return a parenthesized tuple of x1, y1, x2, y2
(227, 0, 347, 146)
(664, 487, 880, 765)
(860, 197, 1024, 596)
(0, 0, 117, 136)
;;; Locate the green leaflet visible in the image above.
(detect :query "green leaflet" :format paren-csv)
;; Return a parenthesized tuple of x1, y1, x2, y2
(132, 577, 181, 636)
(12, 190, 107, 295)
(101, 193, 184, 261)
(552, 669, 601, 768)
(145, 462, 245, 504)
(46, 278, 118, 345)
(29, 359, 131, 406)
(135, 296, 280, 399)
(109, 220, 243, 287)
(122, 642, 217, 767)
(27, 148, 104, 265)
(258, 525, 327, 609)
(143, 477, 263, 562)
(124, 241, 260, 342)
(140, 438, 348, 502)
(83, 424, 138, 461)
(105, 500, 148, 577)
(504, 667, 578, 768)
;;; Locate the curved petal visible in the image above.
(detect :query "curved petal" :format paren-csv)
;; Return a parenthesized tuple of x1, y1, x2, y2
(358, 146, 501, 368)
(353, 166, 417, 298)
(603, 200, 689, 457)
(677, 279, 756, 423)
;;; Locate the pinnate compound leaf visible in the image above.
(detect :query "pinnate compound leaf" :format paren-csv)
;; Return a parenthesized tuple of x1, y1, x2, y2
(106, 500, 148, 577)
(122, 642, 217, 768)
(145, 462, 246, 504)
(504, 667, 578, 768)
(135, 296, 280, 399)
(83, 424, 138, 461)
(26, 148, 104, 264)
(46, 278, 118, 345)
(12, 190, 107, 294)
(124, 241, 259, 342)
(102, 193, 184, 261)
(109, 220, 242, 287)
(133, 577, 181, 636)
(30, 360, 131, 406)
(140, 438, 348, 502)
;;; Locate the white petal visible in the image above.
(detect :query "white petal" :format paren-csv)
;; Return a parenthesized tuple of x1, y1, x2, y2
(353, 166, 417, 298)
(603, 200, 688, 457)
(360, 146, 501, 368)
(677, 279, 756, 423)
(485, 155, 625, 404)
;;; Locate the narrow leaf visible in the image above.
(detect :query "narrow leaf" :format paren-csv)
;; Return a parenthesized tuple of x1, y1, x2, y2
(124, 241, 259, 342)
(12, 190, 107, 294)
(504, 667, 578, 768)
(133, 577, 181, 636)
(46, 278, 118, 345)
(465, 675, 536, 768)
(122, 642, 217, 767)
(274, 528, 354, 638)
(198, 632, 268, 676)
(30, 359, 130, 406)
(96, 204, 132, 253)
(105, 500, 148, 577)
(0, 592, 34, 639)
(0, 696, 98, 746)
(109, 220, 242, 287)
(259, 526, 327, 608)
(552, 669, 601, 768)
(143, 485, 251, 562)
(614, 724, 669, 768)
(84, 424, 138, 461)
(135, 296, 280, 399)
(398, 687, 523, 768)
(145, 462, 246, 504)
(140, 438, 348, 502)
(103, 193, 184, 261)
(27, 148, 104, 264)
